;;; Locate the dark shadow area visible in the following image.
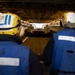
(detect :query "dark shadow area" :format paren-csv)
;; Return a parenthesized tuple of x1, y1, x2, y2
(38, 55, 50, 75)
(25, 30, 54, 37)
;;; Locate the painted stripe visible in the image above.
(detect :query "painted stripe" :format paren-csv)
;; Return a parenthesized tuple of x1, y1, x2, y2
(4, 15, 8, 25)
(0, 57, 20, 66)
(58, 35, 75, 42)
(8, 15, 11, 25)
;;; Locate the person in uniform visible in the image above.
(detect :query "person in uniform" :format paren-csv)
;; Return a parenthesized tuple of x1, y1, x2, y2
(0, 13, 43, 75)
(43, 12, 75, 75)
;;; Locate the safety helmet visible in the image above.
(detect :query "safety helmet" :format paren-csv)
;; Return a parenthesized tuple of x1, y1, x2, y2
(61, 12, 75, 28)
(0, 13, 20, 35)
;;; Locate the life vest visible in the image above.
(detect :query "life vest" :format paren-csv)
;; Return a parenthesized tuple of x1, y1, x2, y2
(0, 41, 29, 75)
(51, 28, 75, 75)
